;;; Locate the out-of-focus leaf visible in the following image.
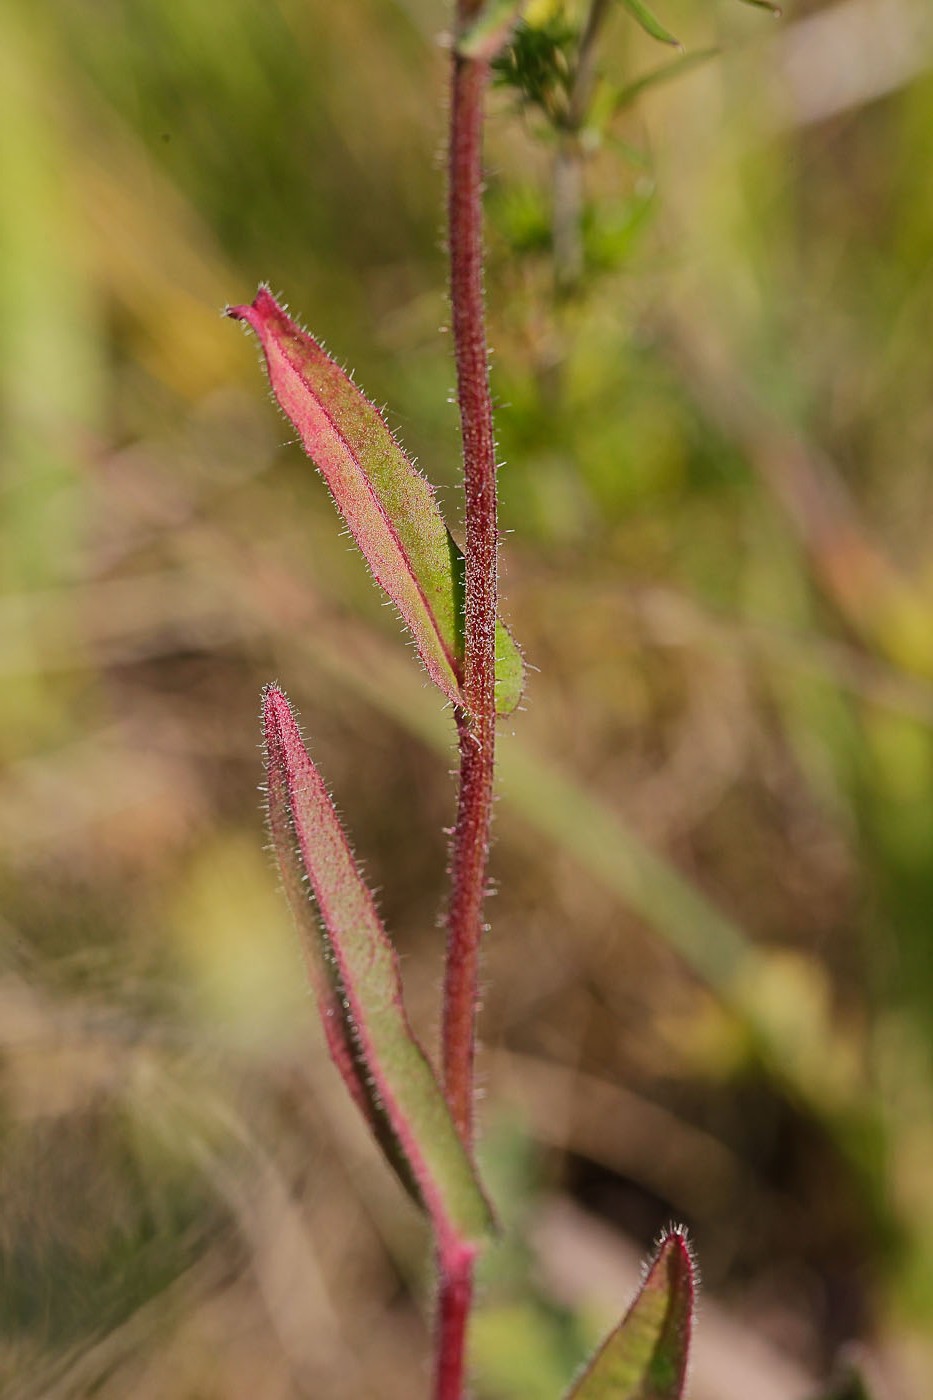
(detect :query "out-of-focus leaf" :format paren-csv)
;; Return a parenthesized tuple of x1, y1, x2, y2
(596, 48, 720, 123)
(583, 189, 657, 275)
(458, 0, 528, 61)
(615, 0, 682, 49)
(228, 289, 523, 717)
(492, 14, 577, 121)
(807, 1364, 873, 1400)
(263, 684, 495, 1256)
(736, 0, 781, 13)
(564, 1227, 695, 1399)
(494, 614, 525, 714)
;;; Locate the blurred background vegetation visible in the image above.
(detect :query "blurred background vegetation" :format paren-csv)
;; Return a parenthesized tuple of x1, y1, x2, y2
(1, 0, 932, 1395)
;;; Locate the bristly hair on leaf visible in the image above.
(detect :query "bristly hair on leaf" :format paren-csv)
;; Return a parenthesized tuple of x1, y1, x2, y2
(227, 288, 524, 718)
(261, 683, 496, 1262)
(563, 1224, 697, 1399)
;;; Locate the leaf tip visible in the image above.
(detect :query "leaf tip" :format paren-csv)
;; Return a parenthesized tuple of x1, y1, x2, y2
(261, 682, 303, 776)
(225, 284, 281, 335)
(261, 678, 289, 716)
(644, 1222, 698, 1379)
(653, 1222, 698, 1295)
(563, 1222, 697, 1399)
(261, 677, 284, 718)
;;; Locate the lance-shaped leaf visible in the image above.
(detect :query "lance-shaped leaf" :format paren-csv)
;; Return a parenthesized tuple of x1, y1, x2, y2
(227, 288, 523, 718)
(565, 1227, 696, 1400)
(263, 683, 494, 1257)
(616, 0, 682, 49)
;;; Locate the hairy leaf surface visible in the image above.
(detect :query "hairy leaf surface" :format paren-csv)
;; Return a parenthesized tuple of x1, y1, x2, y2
(565, 1228, 695, 1399)
(806, 1367, 873, 1400)
(263, 684, 494, 1255)
(228, 289, 523, 716)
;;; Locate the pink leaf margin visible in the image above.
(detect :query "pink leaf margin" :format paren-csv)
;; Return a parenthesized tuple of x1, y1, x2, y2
(228, 289, 462, 704)
(263, 683, 494, 1261)
(226, 287, 524, 717)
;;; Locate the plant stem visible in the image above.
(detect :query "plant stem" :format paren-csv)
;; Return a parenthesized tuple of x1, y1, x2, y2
(434, 1247, 474, 1400)
(554, 0, 612, 290)
(443, 33, 497, 1163)
(435, 11, 498, 1396)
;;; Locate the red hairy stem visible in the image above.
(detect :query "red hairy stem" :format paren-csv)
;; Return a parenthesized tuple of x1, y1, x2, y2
(443, 30, 498, 1155)
(443, 703, 495, 1139)
(434, 1247, 474, 1400)
(435, 19, 498, 1400)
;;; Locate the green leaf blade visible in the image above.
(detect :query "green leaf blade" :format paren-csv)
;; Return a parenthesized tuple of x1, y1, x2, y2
(495, 617, 524, 715)
(229, 288, 463, 707)
(228, 287, 524, 716)
(616, 0, 682, 49)
(603, 47, 720, 121)
(565, 1227, 696, 1399)
(263, 683, 495, 1255)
